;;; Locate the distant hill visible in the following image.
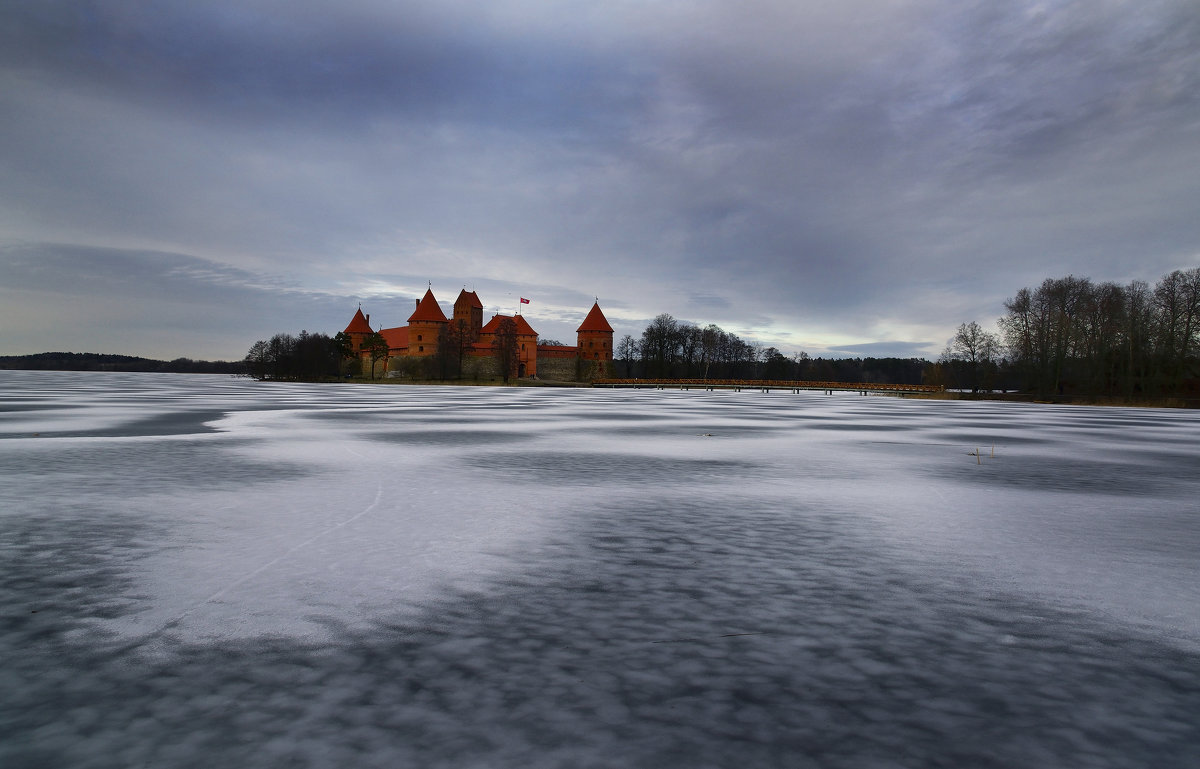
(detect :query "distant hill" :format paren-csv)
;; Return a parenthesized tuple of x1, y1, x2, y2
(0, 352, 245, 374)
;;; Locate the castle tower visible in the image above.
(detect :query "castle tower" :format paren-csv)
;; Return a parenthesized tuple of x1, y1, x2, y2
(576, 302, 614, 361)
(479, 313, 539, 378)
(453, 289, 484, 342)
(407, 288, 448, 356)
(342, 307, 374, 353)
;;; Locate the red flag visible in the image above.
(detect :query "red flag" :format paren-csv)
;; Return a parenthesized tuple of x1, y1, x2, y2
(519, 297, 530, 304)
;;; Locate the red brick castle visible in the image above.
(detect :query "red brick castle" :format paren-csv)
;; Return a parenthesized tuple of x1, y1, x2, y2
(342, 288, 614, 379)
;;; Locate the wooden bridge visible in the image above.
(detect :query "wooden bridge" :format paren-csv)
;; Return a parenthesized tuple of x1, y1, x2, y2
(592, 378, 945, 395)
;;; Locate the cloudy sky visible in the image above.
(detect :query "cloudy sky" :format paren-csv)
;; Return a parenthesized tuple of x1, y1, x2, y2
(2, 0, 1198, 361)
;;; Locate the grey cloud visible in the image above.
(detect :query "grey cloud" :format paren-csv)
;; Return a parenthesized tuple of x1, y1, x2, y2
(0, 0, 653, 135)
(2, 1, 1198, 361)
(0, 242, 354, 358)
(0, 242, 304, 300)
(689, 294, 730, 310)
(824, 342, 938, 359)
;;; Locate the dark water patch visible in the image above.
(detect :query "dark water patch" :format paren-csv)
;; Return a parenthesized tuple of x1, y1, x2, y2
(306, 410, 526, 429)
(926, 431, 1052, 446)
(765, 413, 842, 422)
(0, 510, 152, 658)
(5, 498, 1199, 768)
(365, 430, 536, 447)
(305, 409, 432, 423)
(1085, 429, 1200, 447)
(932, 454, 1187, 496)
(0, 440, 314, 494)
(0, 410, 228, 439)
(1052, 414, 1199, 431)
(567, 410, 682, 421)
(0, 511, 160, 769)
(1097, 447, 1200, 471)
(606, 424, 786, 438)
(470, 451, 758, 487)
(803, 422, 914, 432)
(0, 403, 86, 413)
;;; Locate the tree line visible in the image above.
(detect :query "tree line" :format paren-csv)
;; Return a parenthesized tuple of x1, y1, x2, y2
(0, 352, 244, 374)
(247, 265, 1198, 395)
(244, 331, 353, 381)
(614, 314, 928, 384)
(940, 268, 1199, 397)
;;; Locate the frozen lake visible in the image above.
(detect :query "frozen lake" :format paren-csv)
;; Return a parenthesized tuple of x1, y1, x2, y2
(2, 371, 1198, 767)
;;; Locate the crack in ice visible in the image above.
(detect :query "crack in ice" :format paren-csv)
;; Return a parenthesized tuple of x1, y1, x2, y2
(121, 480, 386, 650)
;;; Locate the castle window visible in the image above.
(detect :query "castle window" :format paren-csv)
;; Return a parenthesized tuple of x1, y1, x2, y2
(417, 334, 422, 341)
(588, 341, 594, 348)
(419, 345, 424, 352)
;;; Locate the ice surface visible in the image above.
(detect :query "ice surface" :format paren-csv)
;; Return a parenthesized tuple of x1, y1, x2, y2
(2, 371, 1199, 767)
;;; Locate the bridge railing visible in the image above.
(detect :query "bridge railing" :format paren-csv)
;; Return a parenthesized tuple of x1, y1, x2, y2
(592, 378, 945, 393)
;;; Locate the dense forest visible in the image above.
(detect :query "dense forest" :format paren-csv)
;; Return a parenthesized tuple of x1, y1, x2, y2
(939, 268, 1199, 398)
(243, 331, 353, 381)
(0, 352, 244, 374)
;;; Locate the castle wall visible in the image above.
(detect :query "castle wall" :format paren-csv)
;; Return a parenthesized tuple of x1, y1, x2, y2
(536, 356, 613, 382)
(537, 346, 576, 359)
(578, 358, 613, 381)
(382, 352, 611, 382)
(535, 355, 577, 381)
(462, 355, 499, 380)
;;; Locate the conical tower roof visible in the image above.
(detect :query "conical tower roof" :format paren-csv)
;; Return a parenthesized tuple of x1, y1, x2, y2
(408, 288, 448, 323)
(343, 307, 373, 334)
(481, 314, 538, 336)
(455, 289, 483, 309)
(576, 302, 613, 333)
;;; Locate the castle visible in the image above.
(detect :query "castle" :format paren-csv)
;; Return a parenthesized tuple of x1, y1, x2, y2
(342, 288, 614, 379)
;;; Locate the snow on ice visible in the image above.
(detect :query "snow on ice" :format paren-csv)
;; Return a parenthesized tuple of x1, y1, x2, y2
(2, 371, 1199, 768)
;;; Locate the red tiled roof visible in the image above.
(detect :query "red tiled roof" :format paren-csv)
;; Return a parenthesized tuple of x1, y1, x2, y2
(343, 308, 373, 334)
(379, 326, 409, 351)
(408, 289, 448, 323)
(456, 289, 483, 309)
(576, 302, 613, 333)
(482, 314, 538, 336)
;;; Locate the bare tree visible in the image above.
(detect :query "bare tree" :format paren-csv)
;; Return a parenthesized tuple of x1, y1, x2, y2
(1155, 268, 1200, 389)
(362, 332, 390, 380)
(492, 317, 519, 383)
(332, 331, 356, 377)
(640, 313, 679, 377)
(616, 334, 637, 377)
(428, 320, 470, 379)
(700, 325, 721, 379)
(244, 340, 270, 380)
(943, 321, 1000, 392)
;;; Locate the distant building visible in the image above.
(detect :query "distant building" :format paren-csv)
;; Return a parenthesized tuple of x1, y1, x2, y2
(342, 288, 613, 379)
